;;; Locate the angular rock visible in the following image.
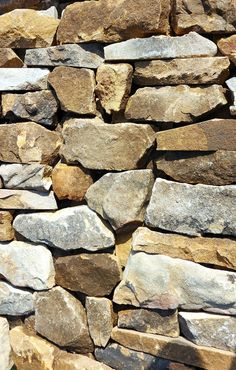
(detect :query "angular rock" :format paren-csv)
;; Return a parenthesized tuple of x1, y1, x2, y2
(0, 0, 57, 14)
(0, 189, 57, 210)
(145, 178, 236, 237)
(60, 118, 155, 170)
(0, 9, 59, 48)
(155, 151, 236, 185)
(0, 48, 23, 68)
(132, 227, 236, 270)
(134, 57, 230, 85)
(86, 170, 154, 231)
(39, 5, 58, 18)
(0, 68, 49, 91)
(25, 44, 104, 68)
(35, 286, 94, 353)
(104, 32, 217, 60)
(2, 91, 58, 126)
(52, 162, 93, 201)
(13, 205, 115, 251)
(0, 318, 12, 370)
(48, 66, 96, 114)
(0, 122, 62, 164)
(0, 211, 14, 241)
(125, 85, 226, 123)
(0, 281, 34, 316)
(218, 35, 236, 66)
(55, 253, 122, 296)
(226, 77, 236, 115)
(96, 63, 133, 114)
(113, 253, 236, 314)
(115, 232, 132, 267)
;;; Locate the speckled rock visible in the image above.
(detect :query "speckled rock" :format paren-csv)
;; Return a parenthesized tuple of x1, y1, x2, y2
(0, 281, 34, 316)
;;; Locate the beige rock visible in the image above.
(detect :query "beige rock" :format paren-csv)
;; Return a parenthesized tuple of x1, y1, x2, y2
(54, 352, 113, 370)
(0, 318, 12, 370)
(0, 211, 14, 241)
(115, 232, 132, 267)
(0, 48, 23, 68)
(0, 189, 57, 210)
(218, 35, 236, 65)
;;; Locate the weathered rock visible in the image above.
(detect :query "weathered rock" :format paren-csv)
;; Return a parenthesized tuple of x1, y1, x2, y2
(86, 170, 154, 231)
(0, 9, 59, 48)
(115, 232, 132, 267)
(55, 253, 122, 296)
(145, 178, 236, 237)
(156, 119, 236, 151)
(179, 312, 236, 352)
(0, 122, 62, 164)
(2, 91, 58, 126)
(132, 227, 236, 270)
(125, 85, 226, 123)
(104, 32, 217, 60)
(0, 318, 12, 370)
(226, 77, 236, 115)
(54, 352, 112, 370)
(52, 162, 93, 201)
(48, 66, 96, 114)
(113, 253, 236, 314)
(111, 327, 236, 370)
(0, 48, 23, 68)
(25, 44, 104, 68)
(218, 35, 236, 65)
(0, 68, 49, 91)
(172, 0, 236, 35)
(0, 189, 57, 210)
(13, 205, 115, 251)
(0, 281, 34, 316)
(35, 286, 93, 353)
(134, 57, 230, 85)
(0, 211, 14, 241)
(0, 0, 57, 14)
(96, 63, 133, 114)
(60, 118, 156, 170)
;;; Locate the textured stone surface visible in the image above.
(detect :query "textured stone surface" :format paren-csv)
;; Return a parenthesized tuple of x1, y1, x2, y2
(35, 287, 94, 353)
(0, 211, 14, 241)
(13, 205, 115, 251)
(113, 253, 236, 314)
(54, 352, 112, 370)
(134, 57, 230, 85)
(55, 253, 122, 296)
(218, 35, 236, 65)
(0, 281, 34, 316)
(226, 77, 236, 115)
(125, 85, 226, 123)
(104, 32, 217, 60)
(0, 189, 57, 210)
(0, 68, 49, 91)
(60, 118, 155, 170)
(0, 48, 23, 68)
(145, 178, 236, 237)
(0, 318, 12, 370)
(115, 232, 132, 267)
(48, 66, 96, 114)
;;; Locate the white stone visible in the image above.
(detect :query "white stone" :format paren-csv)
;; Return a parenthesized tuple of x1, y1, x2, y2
(226, 77, 236, 115)
(39, 6, 58, 18)
(0, 318, 13, 370)
(0, 281, 34, 316)
(0, 189, 57, 210)
(0, 68, 49, 91)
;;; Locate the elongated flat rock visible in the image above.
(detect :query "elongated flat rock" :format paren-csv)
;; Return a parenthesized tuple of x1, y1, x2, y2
(0, 281, 34, 316)
(0, 189, 57, 210)
(13, 205, 115, 251)
(0, 318, 12, 370)
(0, 48, 23, 68)
(104, 32, 217, 60)
(0, 68, 49, 91)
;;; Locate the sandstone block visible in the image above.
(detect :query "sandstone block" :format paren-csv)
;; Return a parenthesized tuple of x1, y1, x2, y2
(0, 281, 34, 316)
(0, 211, 14, 241)
(226, 77, 236, 115)
(115, 232, 132, 267)
(0, 68, 49, 91)
(218, 35, 236, 65)
(0, 189, 57, 210)
(0, 318, 12, 370)
(0, 48, 23, 68)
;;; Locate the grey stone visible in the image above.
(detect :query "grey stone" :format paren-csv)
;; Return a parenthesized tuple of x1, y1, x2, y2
(0, 281, 34, 316)
(0, 318, 13, 370)
(226, 77, 236, 115)
(39, 5, 58, 18)
(0, 68, 49, 91)
(0, 189, 57, 210)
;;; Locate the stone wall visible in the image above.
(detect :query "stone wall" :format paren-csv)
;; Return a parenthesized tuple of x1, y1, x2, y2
(0, 1, 236, 369)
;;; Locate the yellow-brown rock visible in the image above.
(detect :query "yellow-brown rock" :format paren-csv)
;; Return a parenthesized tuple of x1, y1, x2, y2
(0, 49, 23, 68)
(218, 35, 236, 66)
(0, 211, 14, 241)
(115, 232, 132, 268)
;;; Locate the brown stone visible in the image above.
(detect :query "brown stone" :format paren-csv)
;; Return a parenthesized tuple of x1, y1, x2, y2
(48, 66, 96, 114)
(115, 232, 132, 267)
(0, 211, 14, 241)
(0, 1, 57, 14)
(0, 48, 23, 68)
(218, 35, 236, 65)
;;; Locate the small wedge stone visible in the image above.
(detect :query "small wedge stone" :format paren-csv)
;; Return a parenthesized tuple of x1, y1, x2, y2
(0, 48, 23, 68)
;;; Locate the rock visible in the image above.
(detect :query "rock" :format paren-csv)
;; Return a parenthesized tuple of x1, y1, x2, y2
(134, 57, 230, 85)
(172, 0, 236, 35)
(226, 77, 236, 115)
(113, 253, 236, 314)
(25, 44, 104, 68)
(156, 119, 236, 151)
(0, 163, 52, 191)
(57, 0, 171, 44)
(111, 327, 236, 370)
(104, 32, 217, 60)
(0, 189, 57, 210)
(0, 318, 12, 370)
(115, 232, 132, 267)
(0, 240, 55, 290)
(132, 227, 236, 270)
(0, 48, 23, 68)
(96, 63, 133, 114)
(118, 308, 179, 337)
(13, 205, 115, 251)
(125, 85, 226, 123)
(54, 352, 112, 370)
(0, 68, 49, 91)
(218, 35, 236, 66)
(0, 0, 57, 14)
(179, 312, 236, 352)
(39, 5, 58, 18)
(0, 122, 62, 164)
(155, 151, 236, 186)
(0, 211, 14, 241)
(0, 9, 59, 48)
(86, 170, 154, 231)
(60, 118, 156, 170)
(145, 178, 236, 237)
(55, 253, 122, 296)
(35, 286, 94, 353)
(0, 281, 34, 316)
(52, 162, 93, 201)
(48, 66, 96, 114)
(2, 91, 58, 126)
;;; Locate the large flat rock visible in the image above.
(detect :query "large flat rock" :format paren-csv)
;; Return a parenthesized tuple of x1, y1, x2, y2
(0, 68, 49, 91)
(0, 189, 57, 210)
(0, 281, 34, 316)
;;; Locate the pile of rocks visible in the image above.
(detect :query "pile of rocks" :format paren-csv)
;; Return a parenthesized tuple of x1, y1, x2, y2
(0, 1, 235, 369)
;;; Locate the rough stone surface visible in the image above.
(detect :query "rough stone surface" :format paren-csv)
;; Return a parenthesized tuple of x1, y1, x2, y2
(0, 189, 57, 210)
(0, 211, 14, 241)
(54, 352, 112, 370)
(0, 281, 34, 316)
(226, 77, 236, 115)
(145, 178, 236, 237)
(125, 85, 226, 123)
(104, 32, 217, 60)
(0, 1, 57, 14)
(60, 118, 156, 170)
(35, 287, 94, 353)
(115, 232, 132, 267)
(0, 48, 23, 68)
(0, 318, 12, 370)
(55, 253, 122, 296)
(48, 66, 96, 114)
(218, 35, 236, 66)
(13, 205, 115, 251)
(0, 68, 49, 91)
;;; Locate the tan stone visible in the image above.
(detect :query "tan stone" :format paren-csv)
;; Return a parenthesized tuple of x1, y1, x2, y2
(115, 232, 132, 267)
(54, 352, 113, 370)
(0, 48, 23, 68)
(218, 35, 236, 65)
(0, 211, 14, 241)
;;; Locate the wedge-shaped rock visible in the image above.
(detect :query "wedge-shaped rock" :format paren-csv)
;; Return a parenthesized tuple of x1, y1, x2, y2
(125, 85, 226, 123)
(13, 205, 115, 251)
(0, 189, 57, 210)
(0, 318, 12, 370)
(115, 232, 132, 268)
(104, 32, 217, 60)
(0, 281, 34, 316)
(0, 211, 14, 241)
(0, 68, 49, 91)
(218, 35, 236, 66)
(86, 170, 154, 231)
(113, 253, 236, 314)
(226, 77, 236, 115)
(60, 118, 155, 170)
(145, 179, 236, 236)
(134, 57, 230, 85)
(0, 48, 23, 67)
